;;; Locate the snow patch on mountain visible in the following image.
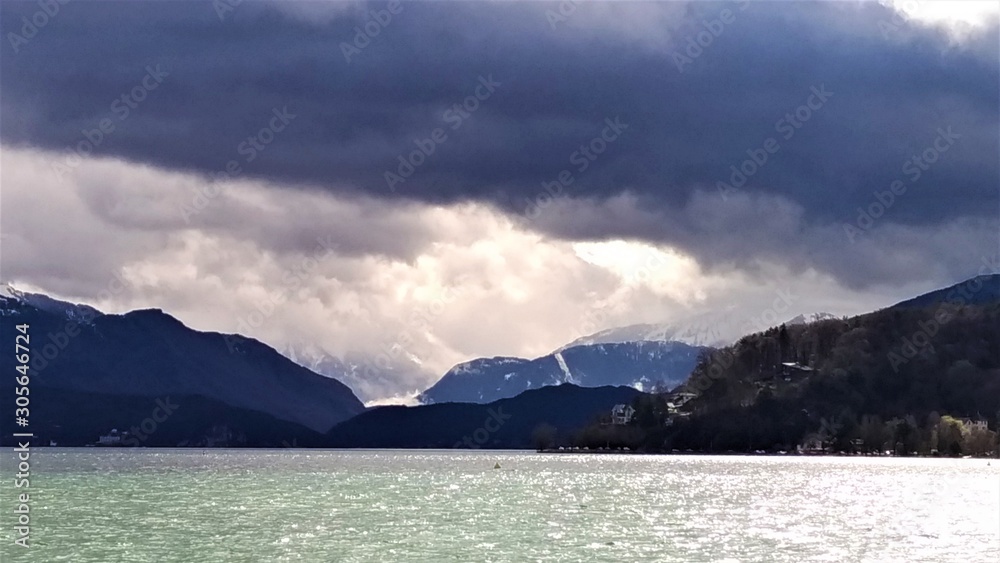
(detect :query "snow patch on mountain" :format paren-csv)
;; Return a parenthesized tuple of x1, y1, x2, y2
(553, 352, 575, 384)
(562, 308, 844, 352)
(785, 312, 839, 325)
(560, 309, 737, 350)
(421, 340, 707, 404)
(1, 283, 102, 322)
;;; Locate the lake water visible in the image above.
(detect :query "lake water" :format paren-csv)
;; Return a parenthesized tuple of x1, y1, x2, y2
(1, 449, 997, 562)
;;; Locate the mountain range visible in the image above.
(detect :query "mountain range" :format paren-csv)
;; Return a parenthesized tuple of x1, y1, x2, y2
(0, 285, 364, 437)
(419, 340, 706, 404)
(2, 273, 995, 448)
(418, 309, 840, 404)
(0, 281, 845, 416)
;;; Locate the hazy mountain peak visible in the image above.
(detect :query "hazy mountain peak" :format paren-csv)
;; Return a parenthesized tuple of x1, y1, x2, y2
(562, 306, 848, 353)
(560, 307, 744, 351)
(784, 312, 839, 325)
(281, 342, 434, 404)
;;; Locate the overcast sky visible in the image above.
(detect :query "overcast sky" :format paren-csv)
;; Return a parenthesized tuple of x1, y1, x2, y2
(1, 0, 997, 402)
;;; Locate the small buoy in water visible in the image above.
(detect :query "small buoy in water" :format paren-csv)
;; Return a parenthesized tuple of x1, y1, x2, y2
(494, 462, 501, 469)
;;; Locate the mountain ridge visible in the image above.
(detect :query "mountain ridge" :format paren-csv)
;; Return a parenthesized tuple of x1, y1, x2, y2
(420, 340, 707, 404)
(654, 277, 1000, 454)
(889, 274, 1000, 310)
(328, 383, 645, 449)
(0, 286, 365, 433)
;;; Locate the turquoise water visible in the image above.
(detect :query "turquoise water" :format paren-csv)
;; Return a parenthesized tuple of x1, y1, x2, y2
(1, 449, 998, 562)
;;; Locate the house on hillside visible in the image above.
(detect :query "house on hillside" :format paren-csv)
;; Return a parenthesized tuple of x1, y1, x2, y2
(611, 404, 635, 425)
(961, 418, 989, 433)
(781, 362, 814, 380)
(670, 392, 697, 407)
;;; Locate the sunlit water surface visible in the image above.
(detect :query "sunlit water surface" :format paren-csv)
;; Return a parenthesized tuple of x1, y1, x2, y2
(1, 449, 997, 562)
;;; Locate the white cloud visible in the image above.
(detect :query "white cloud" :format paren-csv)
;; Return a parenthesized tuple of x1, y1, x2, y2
(883, 0, 998, 29)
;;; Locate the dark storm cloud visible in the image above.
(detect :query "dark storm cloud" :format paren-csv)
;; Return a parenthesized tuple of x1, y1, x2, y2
(2, 0, 997, 286)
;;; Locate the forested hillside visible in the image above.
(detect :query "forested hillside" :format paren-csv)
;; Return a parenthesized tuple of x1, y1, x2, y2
(602, 277, 1000, 455)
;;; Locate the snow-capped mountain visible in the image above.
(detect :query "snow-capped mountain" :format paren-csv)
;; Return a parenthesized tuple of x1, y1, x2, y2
(561, 322, 728, 350)
(785, 312, 839, 325)
(420, 307, 851, 405)
(419, 340, 707, 404)
(0, 284, 364, 433)
(561, 309, 844, 352)
(1, 283, 101, 323)
(559, 307, 745, 351)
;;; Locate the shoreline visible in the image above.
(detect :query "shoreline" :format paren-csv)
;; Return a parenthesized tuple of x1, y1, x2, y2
(536, 448, 998, 459)
(11, 444, 999, 459)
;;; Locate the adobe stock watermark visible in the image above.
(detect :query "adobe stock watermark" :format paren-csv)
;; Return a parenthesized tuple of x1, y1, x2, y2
(121, 397, 180, 446)
(718, 84, 833, 201)
(545, 0, 582, 30)
(453, 407, 511, 448)
(179, 106, 296, 222)
(672, 0, 750, 72)
(30, 270, 132, 377)
(887, 254, 998, 372)
(383, 74, 500, 192)
(843, 126, 959, 243)
(340, 1, 403, 63)
(6, 0, 71, 54)
(213, 0, 245, 21)
(523, 116, 629, 219)
(51, 65, 169, 178)
(223, 235, 335, 351)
